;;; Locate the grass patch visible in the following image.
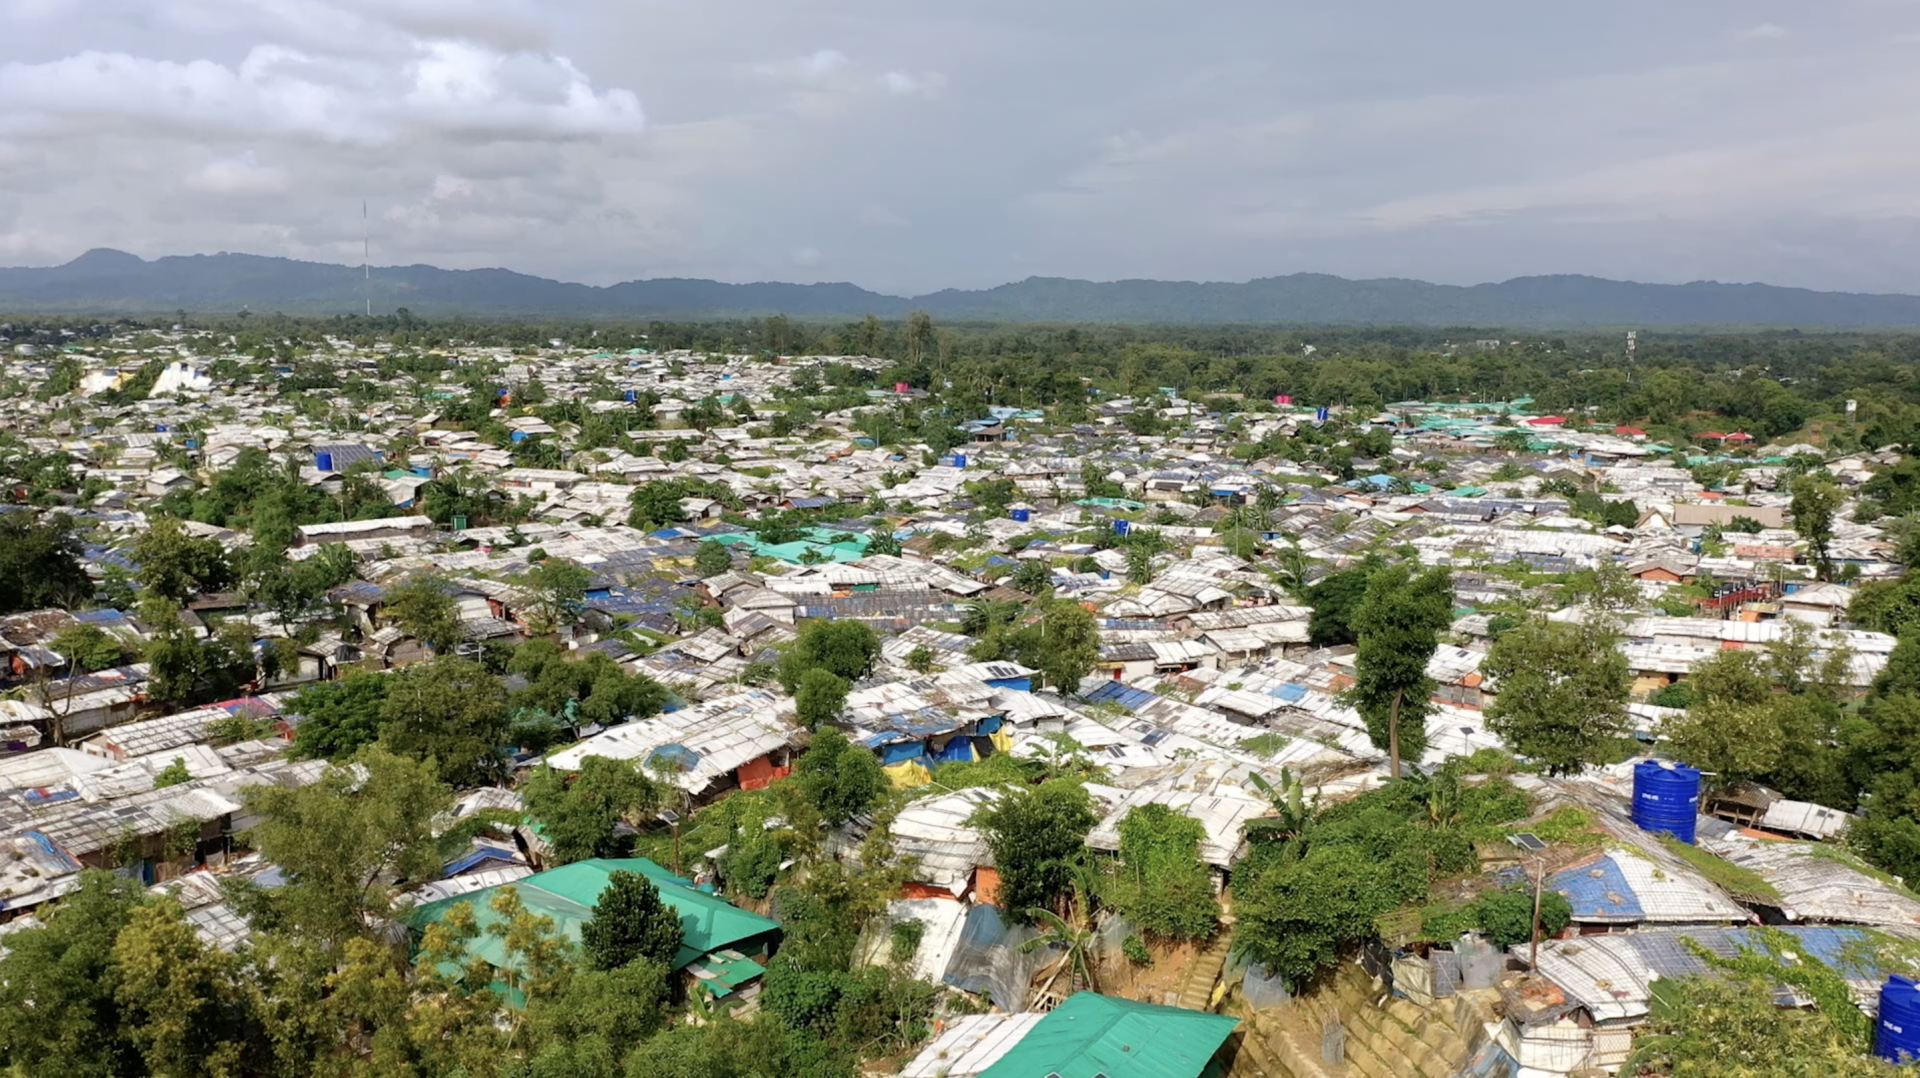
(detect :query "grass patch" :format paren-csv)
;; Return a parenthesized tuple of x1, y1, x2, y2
(1237, 733, 1291, 758)
(1657, 835, 1781, 902)
(1803, 842, 1920, 897)
(1520, 806, 1603, 849)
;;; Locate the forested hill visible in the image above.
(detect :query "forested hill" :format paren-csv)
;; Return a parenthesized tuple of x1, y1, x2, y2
(9, 248, 1920, 327)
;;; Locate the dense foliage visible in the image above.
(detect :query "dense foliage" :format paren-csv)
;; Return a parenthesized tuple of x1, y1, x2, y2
(974, 779, 1098, 926)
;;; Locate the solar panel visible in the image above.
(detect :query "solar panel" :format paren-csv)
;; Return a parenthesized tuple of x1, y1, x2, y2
(1508, 832, 1548, 852)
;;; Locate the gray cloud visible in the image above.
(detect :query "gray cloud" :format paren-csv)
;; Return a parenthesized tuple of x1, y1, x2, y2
(4, 0, 1920, 296)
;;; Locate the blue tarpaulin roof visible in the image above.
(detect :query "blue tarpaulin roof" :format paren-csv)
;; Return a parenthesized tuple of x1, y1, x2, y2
(1551, 855, 1645, 921)
(1083, 681, 1155, 711)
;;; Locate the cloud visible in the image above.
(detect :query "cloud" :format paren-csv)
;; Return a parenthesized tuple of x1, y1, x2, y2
(803, 49, 849, 76)
(880, 70, 945, 96)
(4, 0, 1920, 296)
(0, 15, 642, 144)
(184, 153, 288, 194)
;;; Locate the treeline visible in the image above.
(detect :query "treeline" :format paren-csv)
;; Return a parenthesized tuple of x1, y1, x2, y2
(11, 311, 1920, 448)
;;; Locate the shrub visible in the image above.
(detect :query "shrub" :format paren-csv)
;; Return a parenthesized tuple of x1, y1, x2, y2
(889, 919, 925, 964)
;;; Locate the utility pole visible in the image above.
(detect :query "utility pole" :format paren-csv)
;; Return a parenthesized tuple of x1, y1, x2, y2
(1529, 856, 1546, 970)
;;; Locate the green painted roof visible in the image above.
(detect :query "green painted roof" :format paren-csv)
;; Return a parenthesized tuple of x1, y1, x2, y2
(705, 527, 870, 564)
(408, 857, 779, 973)
(976, 993, 1239, 1078)
(687, 952, 766, 999)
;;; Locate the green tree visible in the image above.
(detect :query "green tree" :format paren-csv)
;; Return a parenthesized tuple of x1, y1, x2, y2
(1103, 804, 1219, 941)
(241, 748, 450, 949)
(974, 779, 1097, 926)
(694, 540, 734, 577)
(1660, 701, 1787, 790)
(110, 897, 259, 1078)
(1483, 618, 1630, 775)
(1790, 473, 1845, 581)
(518, 557, 592, 635)
(385, 573, 464, 652)
(1686, 648, 1775, 706)
(1305, 558, 1379, 646)
(50, 623, 125, 672)
(794, 727, 885, 827)
(0, 870, 150, 1078)
(1033, 597, 1098, 693)
(287, 669, 392, 759)
(522, 758, 661, 865)
(379, 658, 511, 786)
(1232, 842, 1411, 987)
(794, 668, 850, 729)
(0, 513, 90, 613)
(775, 619, 881, 691)
(580, 870, 685, 972)
(1349, 562, 1454, 777)
(130, 515, 234, 604)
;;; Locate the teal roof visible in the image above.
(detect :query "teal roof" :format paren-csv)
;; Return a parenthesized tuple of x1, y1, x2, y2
(408, 857, 779, 973)
(1076, 497, 1148, 510)
(687, 952, 767, 999)
(976, 993, 1239, 1078)
(705, 529, 870, 564)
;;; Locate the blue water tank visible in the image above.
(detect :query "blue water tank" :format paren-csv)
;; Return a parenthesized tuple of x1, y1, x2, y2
(624, 389, 637, 402)
(1880, 976, 1920, 1063)
(1113, 518, 1131, 537)
(1010, 507, 1031, 523)
(154, 424, 169, 433)
(1632, 759, 1702, 844)
(314, 451, 334, 472)
(952, 453, 967, 469)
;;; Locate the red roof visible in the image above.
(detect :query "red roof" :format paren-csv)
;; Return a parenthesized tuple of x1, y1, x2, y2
(1697, 430, 1726, 439)
(1724, 431, 1754, 441)
(1526, 415, 1566, 426)
(1614, 426, 1646, 435)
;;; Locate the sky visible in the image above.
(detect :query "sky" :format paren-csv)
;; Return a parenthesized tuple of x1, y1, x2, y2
(3, 0, 1919, 296)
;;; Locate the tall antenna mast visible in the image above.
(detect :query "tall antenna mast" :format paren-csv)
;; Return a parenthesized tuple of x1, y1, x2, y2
(363, 200, 371, 318)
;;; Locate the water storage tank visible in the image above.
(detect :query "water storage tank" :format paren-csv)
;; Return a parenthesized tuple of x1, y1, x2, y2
(1880, 976, 1920, 1063)
(1632, 759, 1702, 844)
(952, 453, 967, 469)
(624, 389, 637, 402)
(1010, 507, 1031, 523)
(314, 451, 334, 472)
(1113, 518, 1131, 537)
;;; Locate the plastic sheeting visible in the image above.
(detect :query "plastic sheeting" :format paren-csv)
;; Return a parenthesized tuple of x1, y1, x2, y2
(1457, 936, 1503, 990)
(1242, 961, 1292, 1010)
(931, 735, 976, 766)
(943, 904, 1043, 1013)
(1093, 913, 1138, 962)
(882, 741, 930, 765)
(884, 759, 933, 788)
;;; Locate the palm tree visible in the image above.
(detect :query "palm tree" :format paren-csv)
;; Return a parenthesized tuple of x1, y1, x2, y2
(1021, 906, 1099, 1003)
(1243, 768, 1315, 862)
(959, 600, 1018, 636)
(1270, 540, 1313, 598)
(1010, 560, 1053, 594)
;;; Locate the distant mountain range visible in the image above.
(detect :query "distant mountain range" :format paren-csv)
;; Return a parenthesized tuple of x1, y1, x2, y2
(5, 248, 1920, 327)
